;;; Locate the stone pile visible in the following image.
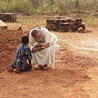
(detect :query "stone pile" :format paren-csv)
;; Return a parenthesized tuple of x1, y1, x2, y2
(46, 17, 85, 32)
(0, 13, 16, 22)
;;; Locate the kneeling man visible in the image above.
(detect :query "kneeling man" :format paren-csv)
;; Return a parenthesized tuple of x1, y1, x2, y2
(29, 26, 58, 70)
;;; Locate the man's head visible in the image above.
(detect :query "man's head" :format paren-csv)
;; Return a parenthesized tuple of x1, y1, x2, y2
(21, 35, 29, 44)
(31, 29, 41, 39)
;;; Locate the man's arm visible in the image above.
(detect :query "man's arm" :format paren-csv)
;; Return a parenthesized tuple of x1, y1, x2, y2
(32, 43, 50, 53)
(35, 43, 50, 48)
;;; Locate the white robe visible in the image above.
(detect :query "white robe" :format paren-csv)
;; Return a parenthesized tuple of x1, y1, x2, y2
(29, 26, 58, 69)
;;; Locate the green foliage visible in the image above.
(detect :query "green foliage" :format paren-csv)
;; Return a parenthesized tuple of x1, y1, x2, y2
(41, 0, 53, 12)
(45, 0, 54, 4)
(0, 0, 34, 13)
(0, 0, 98, 14)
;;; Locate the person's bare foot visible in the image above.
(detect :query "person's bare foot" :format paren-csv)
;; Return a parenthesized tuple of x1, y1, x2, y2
(15, 65, 20, 73)
(7, 65, 13, 72)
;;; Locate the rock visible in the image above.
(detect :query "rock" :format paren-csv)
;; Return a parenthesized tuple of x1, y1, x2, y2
(0, 20, 7, 29)
(78, 27, 85, 33)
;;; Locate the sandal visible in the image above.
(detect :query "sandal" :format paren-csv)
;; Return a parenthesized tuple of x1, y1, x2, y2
(43, 65, 49, 70)
(35, 65, 43, 70)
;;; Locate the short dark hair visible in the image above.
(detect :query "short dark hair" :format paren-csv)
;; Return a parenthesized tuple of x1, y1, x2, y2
(21, 35, 29, 44)
(31, 29, 39, 37)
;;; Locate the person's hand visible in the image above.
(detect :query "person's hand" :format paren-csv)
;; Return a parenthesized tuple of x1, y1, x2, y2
(41, 43, 49, 48)
(32, 47, 38, 53)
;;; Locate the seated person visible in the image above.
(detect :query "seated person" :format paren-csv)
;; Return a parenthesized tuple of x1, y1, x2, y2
(7, 35, 32, 73)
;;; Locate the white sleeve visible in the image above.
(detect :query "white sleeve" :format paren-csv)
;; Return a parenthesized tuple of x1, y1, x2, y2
(42, 28, 52, 44)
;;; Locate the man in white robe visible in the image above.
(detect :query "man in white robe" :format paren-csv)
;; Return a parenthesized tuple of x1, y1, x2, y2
(29, 26, 58, 70)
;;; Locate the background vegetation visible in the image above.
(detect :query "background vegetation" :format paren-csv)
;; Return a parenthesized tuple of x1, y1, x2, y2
(0, 0, 98, 14)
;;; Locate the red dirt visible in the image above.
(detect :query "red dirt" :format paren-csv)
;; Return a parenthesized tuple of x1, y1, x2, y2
(0, 17, 98, 98)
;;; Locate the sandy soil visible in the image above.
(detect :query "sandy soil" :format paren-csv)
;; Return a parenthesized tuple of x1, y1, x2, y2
(0, 15, 98, 98)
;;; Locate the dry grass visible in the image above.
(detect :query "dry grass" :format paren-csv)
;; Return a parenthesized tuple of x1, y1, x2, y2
(5, 13, 98, 32)
(5, 14, 46, 31)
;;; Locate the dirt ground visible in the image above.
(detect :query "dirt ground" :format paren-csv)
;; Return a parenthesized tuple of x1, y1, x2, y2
(0, 14, 98, 98)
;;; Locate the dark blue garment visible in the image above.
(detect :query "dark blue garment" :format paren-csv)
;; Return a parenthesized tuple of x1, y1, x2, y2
(12, 44, 32, 68)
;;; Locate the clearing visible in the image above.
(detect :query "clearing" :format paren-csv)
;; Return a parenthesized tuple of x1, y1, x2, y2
(0, 14, 98, 98)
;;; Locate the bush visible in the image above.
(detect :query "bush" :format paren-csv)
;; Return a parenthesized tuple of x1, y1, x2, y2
(0, 0, 98, 14)
(0, 0, 34, 14)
